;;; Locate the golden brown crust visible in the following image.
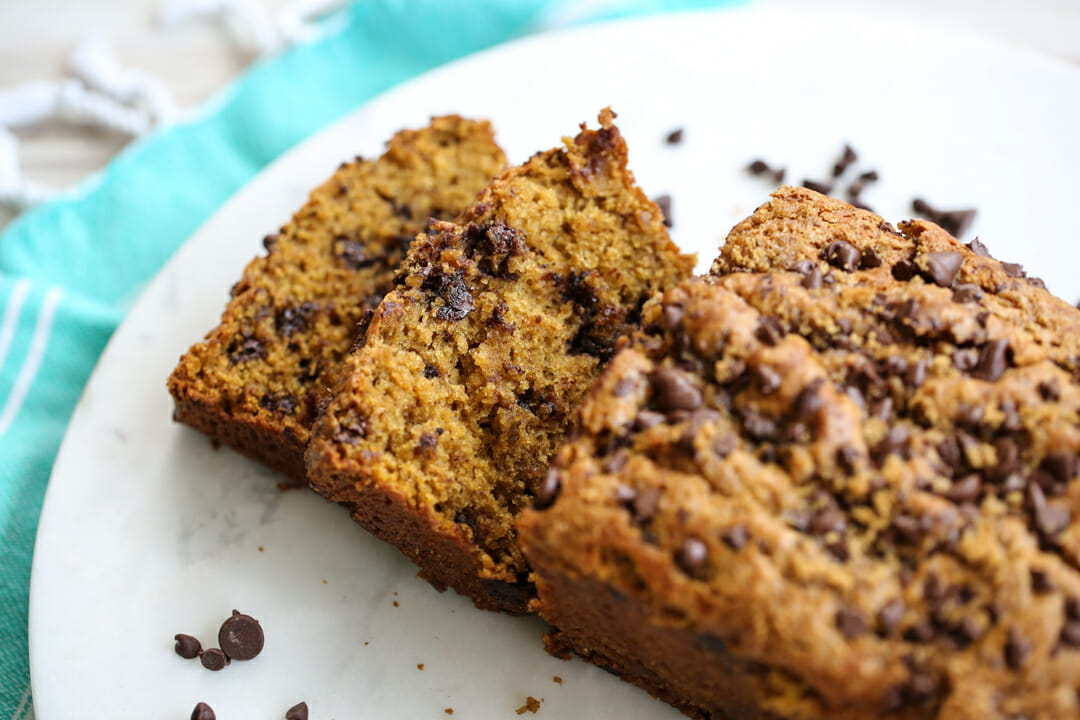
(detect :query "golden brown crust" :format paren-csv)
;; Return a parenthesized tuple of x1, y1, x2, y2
(167, 116, 506, 478)
(306, 109, 695, 613)
(519, 188, 1080, 719)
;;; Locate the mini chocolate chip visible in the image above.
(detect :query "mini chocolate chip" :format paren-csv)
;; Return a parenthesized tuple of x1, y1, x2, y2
(653, 194, 673, 228)
(739, 408, 778, 442)
(972, 339, 1009, 381)
(1061, 622, 1080, 648)
(923, 251, 964, 287)
(286, 701, 309, 720)
(229, 335, 266, 364)
(191, 702, 216, 720)
(836, 445, 860, 474)
(1004, 628, 1030, 670)
(720, 524, 749, 550)
(804, 179, 834, 195)
(905, 358, 927, 388)
(794, 379, 826, 418)
(333, 418, 368, 446)
(859, 249, 883, 269)
(810, 505, 847, 536)
(953, 348, 979, 372)
(877, 599, 905, 637)
(870, 425, 911, 466)
(746, 159, 769, 175)
(1037, 380, 1061, 402)
(755, 317, 786, 346)
(821, 241, 860, 272)
(835, 606, 867, 638)
(1001, 261, 1025, 278)
(665, 128, 684, 144)
(1064, 597, 1080, 624)
(892, 259, 917, 282)
(632, 488, 662, 525)
(650, 368, 703, 412)
(533, 469, 561, 510)
(218, 610, 264, 661)
(945, 474, 982, 503)
(756, 365, 782, 394)
(891, 515, 924, 545)
(802, 263, 823, 289)
(1030, 569, 1053, 594)
(831, 145, 857, 177)
(675, 537, 709, 575)
(423, 363, 440, 379)
(174, 633, 202, 659)
(1040, 452, 1074, 484)
(635, 410, 666, 431)
(950, 284, 983, 304)
(967, 237, 991, 257)
(200, 648, 229, 671)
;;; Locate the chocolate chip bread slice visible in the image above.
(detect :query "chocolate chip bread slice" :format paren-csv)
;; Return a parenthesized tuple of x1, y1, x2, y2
(518, 189, 1080, 719)
(305, 109, 695, 613)
(168, 116, 506, 480)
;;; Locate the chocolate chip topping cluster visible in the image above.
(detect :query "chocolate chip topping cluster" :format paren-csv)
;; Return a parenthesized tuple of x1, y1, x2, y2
(520, 187, 1080, 720)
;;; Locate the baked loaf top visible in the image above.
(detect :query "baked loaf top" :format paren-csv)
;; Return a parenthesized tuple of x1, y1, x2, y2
(520, 187, 1080, 719)
(168, 116, 505, 478)
(305, 109, 695, 606)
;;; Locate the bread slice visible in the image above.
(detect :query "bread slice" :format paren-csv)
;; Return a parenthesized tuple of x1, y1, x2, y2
(518, 188, 1080, 719)
(305, 109, 695, 613)
(168, 116, 506, 480)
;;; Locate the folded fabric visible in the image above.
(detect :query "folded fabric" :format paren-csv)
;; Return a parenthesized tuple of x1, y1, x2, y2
(0, 0, 745, 716)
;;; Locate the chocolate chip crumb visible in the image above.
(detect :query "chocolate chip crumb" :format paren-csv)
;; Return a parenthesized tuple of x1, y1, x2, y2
(200, 648, 229, 671)
(912, 199, 977, 237)
(746, 159, 785, 183)
(803, 179, 834, 195)
(191, 702, 216, 720)
(665, 128, 684, 144)
(174, 633, 202, 659)
(286, 702, 309, 720)
(218, 610, 264, 661)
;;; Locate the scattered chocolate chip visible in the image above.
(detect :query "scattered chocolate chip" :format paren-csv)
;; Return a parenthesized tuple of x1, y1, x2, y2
(831, 144, 858, 177)
(1037, 380, 1061, 402)
(720, 524, 749, 550)
(971, 339, 1009, 381)
(836, 445, 860, 474)
(951, 284, 983, 303)
(739, 408, 779, 442)
(1040, 451, 1074, 484)
(966, 237, 991, 257)
(200, 648, 229, 671)
(218, 610, 264, 661)
(665, 128, 684, 144)
(877, 599, 905, 637)
(835, 606, 867, 638)
(653, 194, 673, 228)
(418, 432, 439, 452)
(174, 633, 202, 659)
(191, 702, 216, 720)
(858, 170, 879, 183)
(794, 379, 826, 418)
(810, 504, 847, 536)
(803, 179, 834, 195)
(870, 425, 911, 467)
(821, 240, 860, 272)
(912, 199, 977, 237)
(1004, 628, 1030, 670)
(423, 363, 440, 379)
(533, 469, 561, 510)
(332, 418, 368, 446)
(754, 316, 786, 346)
(675, 537, 709, 576)
(650, 368, 703, 412)
(891, 514, 924, 545)
(286, 701, 309, 720)
(746, 159, 785, 183)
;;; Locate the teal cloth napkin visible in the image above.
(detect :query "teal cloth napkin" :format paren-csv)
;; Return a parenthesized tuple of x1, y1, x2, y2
(0, 0, 744, 716)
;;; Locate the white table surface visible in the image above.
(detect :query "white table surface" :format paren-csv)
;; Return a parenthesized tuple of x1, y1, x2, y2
(0, 0, 1078, 233)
